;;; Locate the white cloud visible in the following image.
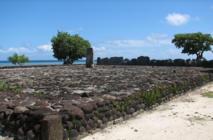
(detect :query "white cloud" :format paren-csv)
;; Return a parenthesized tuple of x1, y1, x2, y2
(0, 44, 53, 60)
(106, 40, 145, 47)
(37, 44, 52, 52)
(145, 34, 171, 46)
(95, 34, 171, 49)
(166, 13, 190, 26)
(93, 46, 106, 52)
(0, 47, 35, 53)
(92, 33, 173, 58)
(0, 44, 52, 54)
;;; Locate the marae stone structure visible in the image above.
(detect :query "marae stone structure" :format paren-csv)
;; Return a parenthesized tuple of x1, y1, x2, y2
(86, 48, 93, 68)
(0, 65, 212, 140)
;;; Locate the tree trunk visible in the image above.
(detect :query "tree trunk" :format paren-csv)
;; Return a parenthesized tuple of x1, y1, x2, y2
(63, 58, 73, 65)
(196, 51, 203, 62)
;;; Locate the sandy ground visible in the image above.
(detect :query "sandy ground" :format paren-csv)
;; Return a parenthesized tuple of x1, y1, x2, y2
(82, 83, 213, 140)
(0, 137, 11, 140)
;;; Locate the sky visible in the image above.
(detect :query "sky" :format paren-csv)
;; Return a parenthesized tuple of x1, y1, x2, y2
(0, 0, 213, 60)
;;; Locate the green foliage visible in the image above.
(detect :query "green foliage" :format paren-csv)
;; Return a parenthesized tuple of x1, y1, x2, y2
(172, 32, 213, 61)
(113, 101, 128, 112)
(72, 118, 81, 129)
(51, 31, 91, 64)
(0, 81, 9, 91)
(8, 53, 29, 65)
(33, 91, 45, 97)
(201, 75, 210, 82)
(142, 89, 161, 107)
(0, 80, 22, 94)
(202, 92, 213, 98)
(9, 85, 22, 93)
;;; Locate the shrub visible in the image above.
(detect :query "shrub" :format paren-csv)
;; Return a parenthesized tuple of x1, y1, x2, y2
(142, 89, 161, 107)
(8, 53, 29, 65)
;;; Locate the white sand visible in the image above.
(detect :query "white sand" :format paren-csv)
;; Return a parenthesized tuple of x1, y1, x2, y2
(82, 83, 213, 140)
(0, 136, 12, 140)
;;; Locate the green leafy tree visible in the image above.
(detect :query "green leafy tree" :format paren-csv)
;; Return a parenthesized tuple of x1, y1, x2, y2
(172, 32, 213, 61)
(51, 31, 91, 64)
(8, 53, 18, 64)
(8, 53, 29, 65)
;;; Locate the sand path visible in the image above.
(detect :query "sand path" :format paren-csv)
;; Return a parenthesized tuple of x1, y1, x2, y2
(82, 83, 213, 140)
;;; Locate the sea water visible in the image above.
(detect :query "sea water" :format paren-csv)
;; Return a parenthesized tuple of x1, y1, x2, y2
(0, 60, 88, 67)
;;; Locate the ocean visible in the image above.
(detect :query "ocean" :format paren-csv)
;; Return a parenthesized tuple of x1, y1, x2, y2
(0, 60, 87, 67)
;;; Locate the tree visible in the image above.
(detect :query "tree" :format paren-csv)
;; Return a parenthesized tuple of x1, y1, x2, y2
(8, 53, 29, 65)
(172, 32, 213, 61)
(18, 54, 29, 64)
(51, 31, 91, 64)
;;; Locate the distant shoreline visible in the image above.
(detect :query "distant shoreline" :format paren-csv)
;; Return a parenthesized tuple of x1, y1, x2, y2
(0, 60, 88, 66)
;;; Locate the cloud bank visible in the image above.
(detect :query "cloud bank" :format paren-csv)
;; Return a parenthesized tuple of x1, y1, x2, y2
(0, 44, 53, 60)
(93, 34, 175, 59)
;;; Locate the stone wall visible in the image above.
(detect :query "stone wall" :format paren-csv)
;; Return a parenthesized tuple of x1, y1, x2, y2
(97, 56, 213, 67)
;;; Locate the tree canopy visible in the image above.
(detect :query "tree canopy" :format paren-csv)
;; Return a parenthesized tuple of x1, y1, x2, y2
(172, 32, 213, 61)
(51, 31, 91, 64)
(8, 53, 29, 65)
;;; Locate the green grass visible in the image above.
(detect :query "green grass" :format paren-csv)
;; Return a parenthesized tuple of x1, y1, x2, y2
(202, 92, 213, 98)
(33, 91, 45, 97)
(0, 80, 22, 94)
(0, 81, 9, 91)
(142, 89, 161, 107)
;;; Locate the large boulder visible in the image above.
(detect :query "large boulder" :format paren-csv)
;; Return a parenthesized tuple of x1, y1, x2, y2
(60, 103, 85, 119)
(14, 106, 29, 113)
(77, 102, 97, 113)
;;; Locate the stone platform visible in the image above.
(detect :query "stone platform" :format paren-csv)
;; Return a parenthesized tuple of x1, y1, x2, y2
(0, 65, 212, 140)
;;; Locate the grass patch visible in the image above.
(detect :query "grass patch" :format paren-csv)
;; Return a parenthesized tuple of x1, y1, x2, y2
(202, 91, 213, 98)
(0, 81, 9, 91)
(0, 80, 22, 94)
(33, 91, 45, 97)
(142, 89, 161, 107)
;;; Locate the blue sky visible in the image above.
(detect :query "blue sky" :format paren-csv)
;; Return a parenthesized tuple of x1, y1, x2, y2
(0, 0, 213, 60)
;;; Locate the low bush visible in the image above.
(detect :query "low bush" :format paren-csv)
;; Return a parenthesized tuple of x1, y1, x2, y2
(142, 89, 161, 107)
